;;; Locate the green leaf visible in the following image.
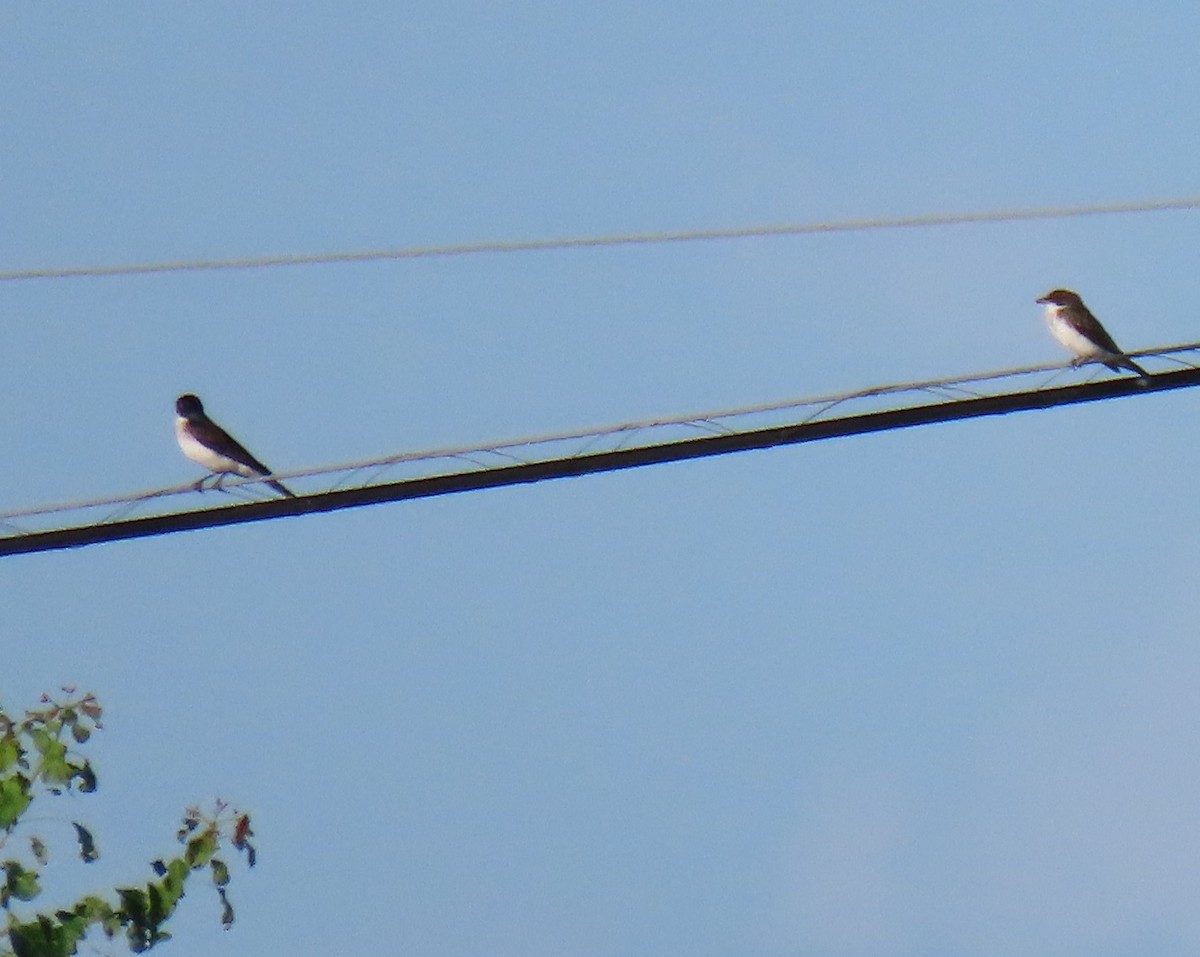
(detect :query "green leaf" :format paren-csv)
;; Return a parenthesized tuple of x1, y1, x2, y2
(165, 858, 189, 897)
(74, 894, 113, 922)
(55, 913, 89, 953)
(3, 860, 43, 902)
(29, 835, 47, 866)
(19, 912, 94, 957)
(117, 886, 148, 923)
(0, 734, 20, 772)
(147, 881, 168, 924)
(210, 858, 230, 886)
(73, 822, 98, 863)
(184, 831, 217, 868)
(7, 913, 82, 957)
(37, 736, 71, 787)
(0, 774, 32, 830)
(151, 876, 184, 917)
(101, 907, 122, 938)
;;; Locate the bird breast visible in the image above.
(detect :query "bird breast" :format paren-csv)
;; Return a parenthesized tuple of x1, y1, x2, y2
(175, 417, 249, 475)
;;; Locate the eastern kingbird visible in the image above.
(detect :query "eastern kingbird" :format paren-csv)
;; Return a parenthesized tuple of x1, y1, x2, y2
(174, 394, 295, 498)
(1037, 288, 1150, 382)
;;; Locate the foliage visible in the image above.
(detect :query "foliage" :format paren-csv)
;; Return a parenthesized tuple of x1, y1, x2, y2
(0, 690, 255, 957)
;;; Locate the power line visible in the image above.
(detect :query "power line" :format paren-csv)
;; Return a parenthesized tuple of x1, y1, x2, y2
(3, 196, 1199, 282)
(4, 342, 1195, 532)
(2, 342, 1193, 527)
(2, 352, 1197, 557)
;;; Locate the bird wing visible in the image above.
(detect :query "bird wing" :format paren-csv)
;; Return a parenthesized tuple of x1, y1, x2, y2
(191, 418, 275, 476)
(1066, 307, 1125, 355)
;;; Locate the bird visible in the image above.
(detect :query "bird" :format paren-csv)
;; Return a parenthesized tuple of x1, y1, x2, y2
(1036, 288, 1150, 382)
(174, 394, 295, 498)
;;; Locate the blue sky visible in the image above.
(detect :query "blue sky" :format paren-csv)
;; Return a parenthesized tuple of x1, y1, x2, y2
(5, 3, 1200, 955)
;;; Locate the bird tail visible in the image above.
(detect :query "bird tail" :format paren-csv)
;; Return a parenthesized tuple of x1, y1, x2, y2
(1108, 355, 1151, 386)
(266, 478, 296, 499)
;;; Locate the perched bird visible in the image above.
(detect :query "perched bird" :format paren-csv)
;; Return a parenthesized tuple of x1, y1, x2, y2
(174, 394, 295, 498)
(1037, 288, 1149, 382)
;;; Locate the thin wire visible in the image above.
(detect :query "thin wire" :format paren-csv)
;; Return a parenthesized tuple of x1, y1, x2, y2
(3, 341, 1197, 526)
(221, 340, 1200, 485)
(2, 196, 1199, 282)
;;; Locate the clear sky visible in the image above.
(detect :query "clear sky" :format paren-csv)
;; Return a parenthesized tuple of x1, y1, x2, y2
(5, 3, 1200, 955)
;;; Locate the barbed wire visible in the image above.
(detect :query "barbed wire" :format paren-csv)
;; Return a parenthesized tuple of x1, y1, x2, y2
(3, 196, 1199, 282)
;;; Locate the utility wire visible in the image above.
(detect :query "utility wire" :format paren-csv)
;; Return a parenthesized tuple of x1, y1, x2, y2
(2, 196, 1199, 282)
(3, 350, 1198, 557)
(3, 341, 1196, 527)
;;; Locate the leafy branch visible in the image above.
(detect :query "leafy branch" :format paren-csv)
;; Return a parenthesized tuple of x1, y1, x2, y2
(0, 690, 255, 957)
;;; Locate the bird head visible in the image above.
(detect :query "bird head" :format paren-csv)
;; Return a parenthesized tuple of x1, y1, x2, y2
(175, 394, 205, 419)
(1036, 289, 1083, 307)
